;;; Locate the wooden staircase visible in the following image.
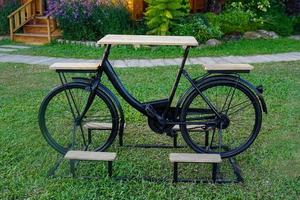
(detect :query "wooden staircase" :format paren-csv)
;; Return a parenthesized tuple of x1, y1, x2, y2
(8, 0, 61, 45)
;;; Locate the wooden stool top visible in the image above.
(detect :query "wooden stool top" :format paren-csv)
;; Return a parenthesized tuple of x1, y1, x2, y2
(65, 151, 116, 161)
(203, 64, 254, 73)
(169, 153, 222, 163)
(49, 62, 100, 71)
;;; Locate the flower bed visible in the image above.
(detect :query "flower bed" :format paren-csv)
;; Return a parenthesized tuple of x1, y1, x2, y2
(48, 0, 132, 41)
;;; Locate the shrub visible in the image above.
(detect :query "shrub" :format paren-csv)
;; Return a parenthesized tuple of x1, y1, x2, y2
(292, 16, 300, 34)
(0, 1, 20, 35)
(262, 11, 294, 36)
(131, 20, 148, 35)
(205, 4, 261, 35)
(226, 0, 271, 13)
(49, 0, 131, 41)
(144, 0, 189, 35)
(172, 14, 223, 42)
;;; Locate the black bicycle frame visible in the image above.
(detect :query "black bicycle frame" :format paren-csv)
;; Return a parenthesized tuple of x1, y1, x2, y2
(100, 45, 221, 121)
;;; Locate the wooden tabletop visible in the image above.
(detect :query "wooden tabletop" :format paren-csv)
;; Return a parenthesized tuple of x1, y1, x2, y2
(97, 34, 199, 46)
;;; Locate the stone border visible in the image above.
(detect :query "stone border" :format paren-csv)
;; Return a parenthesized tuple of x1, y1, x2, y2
(56, 39, 100, 47)
(0, 35, 10, 41)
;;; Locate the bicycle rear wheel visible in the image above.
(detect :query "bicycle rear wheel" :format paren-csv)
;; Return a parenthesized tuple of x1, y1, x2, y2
(180, 78, 262, 158)
(38, 82, 119, 154)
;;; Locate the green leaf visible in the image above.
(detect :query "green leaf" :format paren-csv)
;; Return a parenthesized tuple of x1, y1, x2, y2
(165, 10, 173, 19)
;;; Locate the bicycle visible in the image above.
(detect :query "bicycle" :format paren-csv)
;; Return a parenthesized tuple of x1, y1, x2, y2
(38, 35, 267, 159)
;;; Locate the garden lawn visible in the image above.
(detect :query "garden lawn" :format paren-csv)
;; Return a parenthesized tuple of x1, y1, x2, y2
(0, 61, 299, 199)
(2, 38, 300, 60)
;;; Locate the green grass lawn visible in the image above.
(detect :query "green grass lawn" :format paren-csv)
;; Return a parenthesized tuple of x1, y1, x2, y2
(1, 38, 300, 60)
(0, 61, 299, 199)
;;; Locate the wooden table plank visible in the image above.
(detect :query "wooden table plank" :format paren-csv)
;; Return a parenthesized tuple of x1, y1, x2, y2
(97, 34, 198, 46)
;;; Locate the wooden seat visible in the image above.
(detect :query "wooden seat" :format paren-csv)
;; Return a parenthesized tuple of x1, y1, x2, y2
(97, 34, 199, 47)
(65, 150, 116, 161)
(64, 150, 116, 177)
(49, 62, 100, 71)
(83, 122, 113, 130)
(172, 125, 211, 132)
(169, 153, 222, 183)
(83, 122, 126, 130)
(203, 64, 254, 73)
(169, 153, 222, 163)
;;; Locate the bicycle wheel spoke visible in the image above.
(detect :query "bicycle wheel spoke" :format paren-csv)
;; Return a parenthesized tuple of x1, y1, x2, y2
(221, 85, 234, 112)
(228, 102, 252, 116)
(78, 124, 87, 147)
(209, 128, 216, 150)
(224, 85, 238, 114)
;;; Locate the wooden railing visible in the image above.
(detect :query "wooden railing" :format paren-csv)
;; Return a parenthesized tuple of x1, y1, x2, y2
(46, 10, 57, 43)
(8, 0, 36, 40)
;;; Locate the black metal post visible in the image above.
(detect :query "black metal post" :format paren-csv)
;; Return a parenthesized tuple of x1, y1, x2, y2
(88, 129, 92, 144)
(173, 134, 178, 148)
(108, 161, 113, 177)
(212, 163, 217, 183)
(163, 47, 190, 117)
(70, 160, 75, 177)
(173, 162, 178, 183)
(205, 131, 209, 148)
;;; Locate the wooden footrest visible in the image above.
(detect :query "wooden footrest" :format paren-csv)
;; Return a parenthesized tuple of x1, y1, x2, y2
(172, 125, 211, 132)
(169, 153, 222, 163)
(83, 122, 126, 130)
(203, 64, 254, 73)
(64, 151, 116, 177)
(169, 153, 222, 183)
(65, 150, 116, 161)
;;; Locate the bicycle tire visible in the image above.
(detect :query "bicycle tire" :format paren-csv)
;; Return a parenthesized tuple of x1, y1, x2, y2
(180, 78, 262, 158)
(38, 82, 119, 154)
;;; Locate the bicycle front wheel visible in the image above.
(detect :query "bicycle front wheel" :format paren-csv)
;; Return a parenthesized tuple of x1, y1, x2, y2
(180, 78, 262, 158)
(38, 82, 119, 154)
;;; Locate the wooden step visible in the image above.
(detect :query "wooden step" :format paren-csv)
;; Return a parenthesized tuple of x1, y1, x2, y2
(33, 16, 56, 26)
(65, 150, 116, 161)
(169, 153, 222, 163)
(83, 122, 126, 130)
(170, 153, 222, 183)
(24, 24, 50, 34)
(13, 33, 60, 45)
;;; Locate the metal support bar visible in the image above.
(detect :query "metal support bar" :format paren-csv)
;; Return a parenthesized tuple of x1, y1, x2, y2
(212, 163, 218, 183)
(173, 134, 178, 148)
(88, 129, 92, 144)
(108, 161, 113, 177)
(173, 162, 178, 183)
(47, 154, 65, 177)
(70, 160, 75, 177)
